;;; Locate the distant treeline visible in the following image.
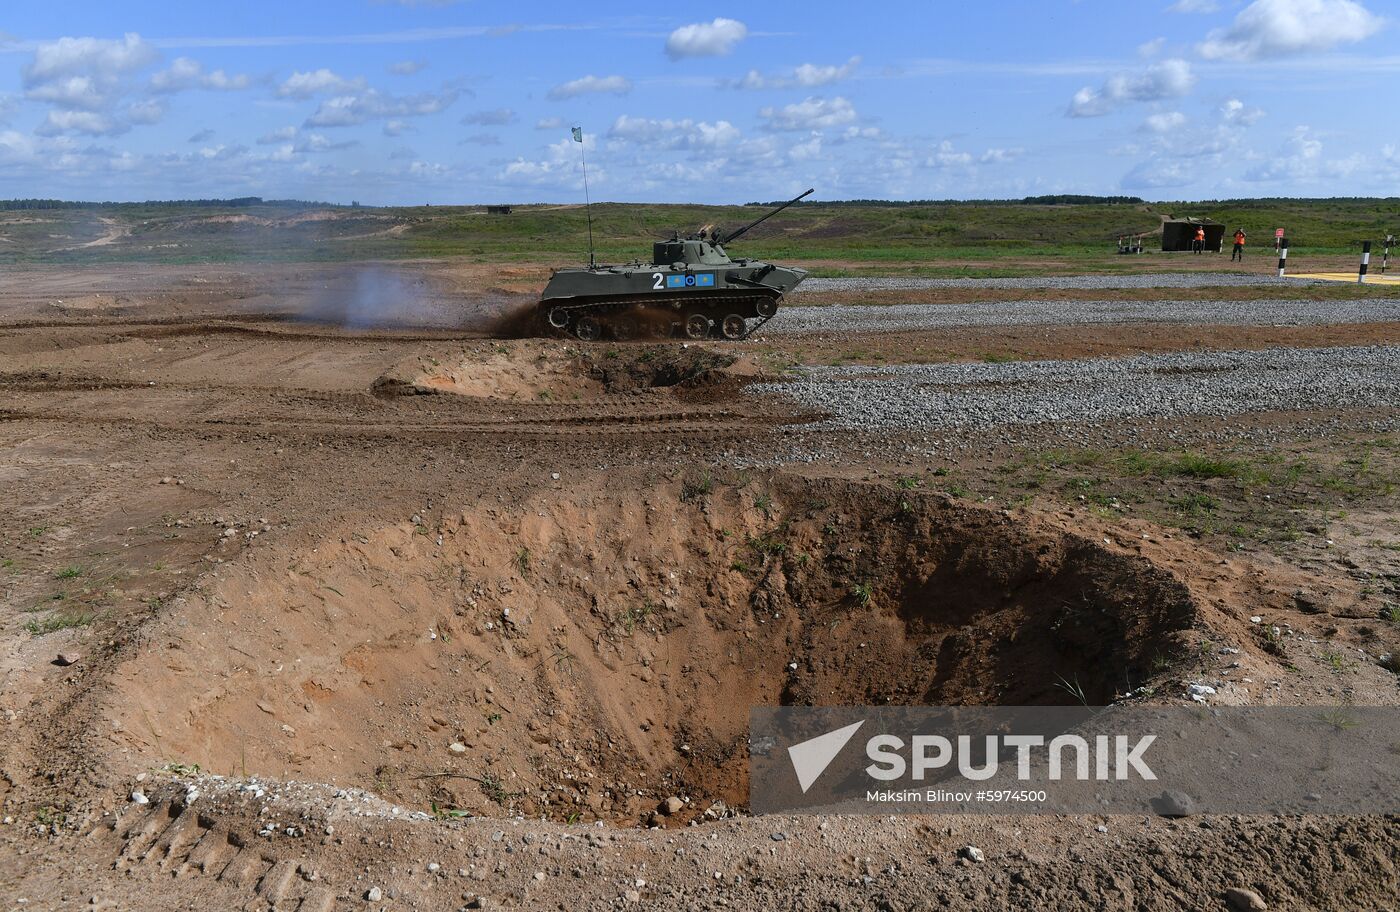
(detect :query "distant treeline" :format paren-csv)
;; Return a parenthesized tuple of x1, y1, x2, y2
(749, 195, 1147, 207)
(1161, 197, 1400, 207)
(0, 197, 335, 211)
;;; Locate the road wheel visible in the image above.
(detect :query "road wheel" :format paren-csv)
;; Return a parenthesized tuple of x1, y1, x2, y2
(574, 315, 602, 341)
(546, 306, 571, 329)
(755, 298, 778, 317)
(683, 314, 711, 340)
(613, 316, 639, 340)
(720, 314, 747, 340)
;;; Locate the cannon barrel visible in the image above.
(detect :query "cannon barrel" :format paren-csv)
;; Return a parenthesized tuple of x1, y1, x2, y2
(718, 188, 814, 246)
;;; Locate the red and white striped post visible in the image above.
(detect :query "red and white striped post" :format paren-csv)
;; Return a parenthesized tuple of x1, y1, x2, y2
(1276, 237, 1288, 278)
(1358, 240, 1372, 284)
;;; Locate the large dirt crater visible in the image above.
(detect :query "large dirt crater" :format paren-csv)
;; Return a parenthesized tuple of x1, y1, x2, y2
(102, 474, 1199, 823)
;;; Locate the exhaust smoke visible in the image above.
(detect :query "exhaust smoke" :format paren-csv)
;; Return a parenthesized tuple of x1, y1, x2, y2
(291, 264, 539, 336)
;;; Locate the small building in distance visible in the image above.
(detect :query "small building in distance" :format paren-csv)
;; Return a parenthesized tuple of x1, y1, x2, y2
(486, 204, 513, 215)
(1161, 217, 1225, 252)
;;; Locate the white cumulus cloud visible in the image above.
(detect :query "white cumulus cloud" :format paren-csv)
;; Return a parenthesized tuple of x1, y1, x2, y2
(1143, 111, 1187, 132)
(731, 57, 861, 90)
(1221, 98, 1265, 125)
(294, 132, 357, 153)
(1137, 38, 1167, 58)
(927, 140, 973, 168)
(1199, 0, 1383, 60)
(503, 134, 599, 185)
(277, 69, 366, 99)
(546, 74, 632, 100)
(758, 96, 858, 131)
(609, 115, 741, 150)
(23, 33, 158, 112)
(150, 57, 250, 93)
(665, 18, 747, 60)
(794, 58, 861, 87)
(305, 88, 458, 127)
(979, 147, 1024, 164)
(24, 33, 157, 99)
(125, 99, 166, 125)
(35, 110, 125, 137)
(836, 126, 882, 143)
(1067, 59, 1196, 117)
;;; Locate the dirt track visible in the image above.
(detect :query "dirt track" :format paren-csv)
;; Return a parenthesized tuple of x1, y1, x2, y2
(2, 262, 1398, 910)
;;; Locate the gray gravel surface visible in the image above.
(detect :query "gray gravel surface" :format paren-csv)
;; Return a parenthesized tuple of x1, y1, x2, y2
(757, 344, 1400, 431)
(763, 297, 1400, 335)
(796, 273, 1320, 292)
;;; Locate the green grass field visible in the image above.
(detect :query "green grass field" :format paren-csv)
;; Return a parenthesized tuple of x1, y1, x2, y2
(1, 197, 1395, 275)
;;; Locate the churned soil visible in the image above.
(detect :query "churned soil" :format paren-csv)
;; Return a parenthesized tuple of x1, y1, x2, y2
(1, 261, 1397, 911)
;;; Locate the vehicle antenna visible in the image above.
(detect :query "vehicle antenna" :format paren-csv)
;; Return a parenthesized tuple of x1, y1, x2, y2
(572, 125, 596, 268)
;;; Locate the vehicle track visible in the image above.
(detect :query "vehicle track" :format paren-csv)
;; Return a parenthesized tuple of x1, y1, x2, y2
(83, 798, 336, 912)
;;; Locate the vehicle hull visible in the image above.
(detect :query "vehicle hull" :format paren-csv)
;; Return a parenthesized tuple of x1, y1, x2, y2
(537, 262, 807, 340)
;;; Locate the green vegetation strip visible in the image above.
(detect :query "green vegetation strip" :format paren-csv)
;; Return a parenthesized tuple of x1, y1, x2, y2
(1, 198, 1393, 267)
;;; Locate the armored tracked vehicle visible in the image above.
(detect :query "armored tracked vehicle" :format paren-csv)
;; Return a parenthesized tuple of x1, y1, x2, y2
(538, 189, 812, 341)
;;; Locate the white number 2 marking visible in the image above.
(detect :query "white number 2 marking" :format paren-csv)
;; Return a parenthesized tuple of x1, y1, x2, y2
(652, 272, 664, 290)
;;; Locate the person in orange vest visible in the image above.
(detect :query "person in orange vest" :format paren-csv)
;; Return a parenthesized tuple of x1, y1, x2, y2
(1193, 225, 1206, 254)
(1231, 228, 1247, 262)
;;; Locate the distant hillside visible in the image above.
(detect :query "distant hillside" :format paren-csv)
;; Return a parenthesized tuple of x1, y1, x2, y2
(751, 195, 1148, 207)
(0, 197, 1392, 268)
(0, 196, 334, 211)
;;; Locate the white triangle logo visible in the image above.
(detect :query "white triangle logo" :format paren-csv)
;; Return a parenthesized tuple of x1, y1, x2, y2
(787, 720, 865, 793)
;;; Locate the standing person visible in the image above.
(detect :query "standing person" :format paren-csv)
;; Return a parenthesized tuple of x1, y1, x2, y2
(1231, 228, 1247, 262)
(1193, 225, 1206, 254)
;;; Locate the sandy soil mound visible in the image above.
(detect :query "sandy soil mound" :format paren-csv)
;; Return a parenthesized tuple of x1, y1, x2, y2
(371, 340, 747, 401)
(99, 475, 1201, 825)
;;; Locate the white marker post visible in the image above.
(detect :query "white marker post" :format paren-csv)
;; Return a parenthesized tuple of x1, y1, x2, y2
(1384, 235, 1393, 274)
(1276, 237, 1288, 278)
(1358, 240, 1371, 284)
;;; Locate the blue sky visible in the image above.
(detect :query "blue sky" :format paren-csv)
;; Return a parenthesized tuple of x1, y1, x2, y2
(0, 0, 1395, 204)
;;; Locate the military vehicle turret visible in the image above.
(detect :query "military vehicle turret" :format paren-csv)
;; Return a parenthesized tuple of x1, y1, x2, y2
(538, 189, 813, 341)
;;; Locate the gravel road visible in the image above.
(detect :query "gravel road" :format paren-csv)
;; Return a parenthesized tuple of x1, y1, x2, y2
(757, 344, 1400, 431)
(763, 297, 1400, 335)
(796, 273, 1319, 292)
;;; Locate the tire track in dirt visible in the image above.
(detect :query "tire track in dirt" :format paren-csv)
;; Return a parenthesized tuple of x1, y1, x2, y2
(0, 403, 804, 441)
(2, 317, 485, 342)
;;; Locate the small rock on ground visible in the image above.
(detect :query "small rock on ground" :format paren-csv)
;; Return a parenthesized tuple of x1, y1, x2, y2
(1151, 789, 1199, 817)
(1225, 887, 1267, 911)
